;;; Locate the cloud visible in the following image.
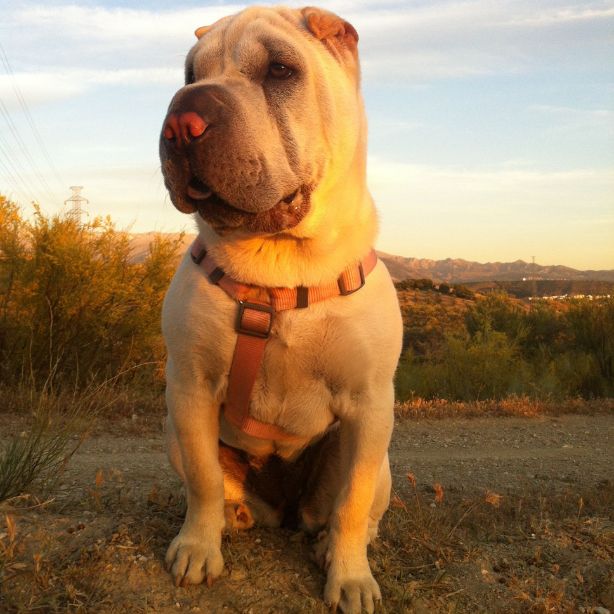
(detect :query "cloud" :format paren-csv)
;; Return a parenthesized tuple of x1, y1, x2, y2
(1, 1, 612, 85)
(367, 157, 614, 214)
(13, 4, 242, 44)
(367, 157, 614, 268)
(350, 1, 614, 80)
(503, 5, 614, 26)
(0, 68, 182, 108)
(529, 104, 614, 134)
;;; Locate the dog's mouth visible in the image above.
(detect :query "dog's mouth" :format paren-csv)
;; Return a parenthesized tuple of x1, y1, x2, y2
(185, 177, 309, 234)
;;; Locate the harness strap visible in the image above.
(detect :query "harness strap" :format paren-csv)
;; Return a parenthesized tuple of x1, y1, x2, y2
(190, 239, 378, 441)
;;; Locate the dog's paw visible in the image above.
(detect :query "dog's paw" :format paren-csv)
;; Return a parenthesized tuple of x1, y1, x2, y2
(165, 531, 224, 587)
(324, 560, 381, 614)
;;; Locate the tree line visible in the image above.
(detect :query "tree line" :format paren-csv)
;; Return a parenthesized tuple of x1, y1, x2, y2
(1, 195, 612, 403)
(0, 196, 181, 391)
(396, 286, 614, 401)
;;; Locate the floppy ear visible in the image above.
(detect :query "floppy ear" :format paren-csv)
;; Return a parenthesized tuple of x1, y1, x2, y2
(301, 7, 358, 55)
(194, 25, 213, 39)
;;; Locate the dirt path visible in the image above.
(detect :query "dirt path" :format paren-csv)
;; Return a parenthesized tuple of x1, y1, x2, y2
(1, 413, 613, 613)
(391, 414, 613, 495)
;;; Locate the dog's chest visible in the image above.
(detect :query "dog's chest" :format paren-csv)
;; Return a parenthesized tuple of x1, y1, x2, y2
(245, 301, 373, 434)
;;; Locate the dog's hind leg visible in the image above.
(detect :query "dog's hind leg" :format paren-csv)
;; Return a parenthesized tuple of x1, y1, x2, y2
(219, 443, 283, 529)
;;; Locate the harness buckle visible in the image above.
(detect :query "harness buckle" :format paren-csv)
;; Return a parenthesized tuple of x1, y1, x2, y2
(236, 301, 274, 339)
(337, 263, 365, 296)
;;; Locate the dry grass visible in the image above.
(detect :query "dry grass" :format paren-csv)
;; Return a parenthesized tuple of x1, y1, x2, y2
(0, 390, 94, 505)
(0, 400, 613, 612)
(395, 396, 614, 420)
(373, 474, 614, 613)
(0, 377, 167, 509)
(1, 464, 612, 613)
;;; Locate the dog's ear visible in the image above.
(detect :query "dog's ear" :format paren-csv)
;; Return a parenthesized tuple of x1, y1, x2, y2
(301, 7, 359, 55)
(194, 25, 213, 39)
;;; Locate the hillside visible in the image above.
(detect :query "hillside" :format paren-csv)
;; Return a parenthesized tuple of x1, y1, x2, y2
(463, 279, 614, 299)
(128, 232, 614, 284)
(396, 286, 475, 356)
(378, 251, 614, 283)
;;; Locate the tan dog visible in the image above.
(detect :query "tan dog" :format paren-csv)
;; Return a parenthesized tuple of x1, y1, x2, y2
(159, 6, 402, 613)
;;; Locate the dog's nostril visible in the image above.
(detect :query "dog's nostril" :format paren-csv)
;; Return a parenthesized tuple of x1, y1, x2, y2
(163, 115, 180, 141)
(163, 112, 208, 144)
(181, 112, 207, 139)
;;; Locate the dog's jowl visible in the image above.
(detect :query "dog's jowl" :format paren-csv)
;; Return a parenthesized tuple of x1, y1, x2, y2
(159, 6, 402, 613)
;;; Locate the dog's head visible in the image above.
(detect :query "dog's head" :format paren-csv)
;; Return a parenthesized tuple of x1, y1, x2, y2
(159, 6, 364, 237)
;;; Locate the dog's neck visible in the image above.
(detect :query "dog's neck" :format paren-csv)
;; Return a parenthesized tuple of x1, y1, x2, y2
(194, 116, 377, 288)
(195, 191, 377, 288)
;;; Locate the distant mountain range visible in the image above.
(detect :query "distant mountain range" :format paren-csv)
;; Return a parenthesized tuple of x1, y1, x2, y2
(129, 233, 614, 283)
(377, 252, 614, 283)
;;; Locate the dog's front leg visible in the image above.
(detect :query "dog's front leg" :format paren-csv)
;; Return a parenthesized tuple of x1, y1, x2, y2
(323, 390, 394, 614)
(165, 377, 225, 587)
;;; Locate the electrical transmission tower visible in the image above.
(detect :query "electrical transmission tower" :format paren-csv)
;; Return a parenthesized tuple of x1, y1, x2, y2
(64, 186, 89, 224)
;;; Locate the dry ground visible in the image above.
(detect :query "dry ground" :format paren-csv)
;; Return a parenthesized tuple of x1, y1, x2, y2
(1, 410, 613, 613)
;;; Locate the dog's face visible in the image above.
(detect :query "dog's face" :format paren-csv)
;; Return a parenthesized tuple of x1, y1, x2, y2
(159, 6, 363, 236)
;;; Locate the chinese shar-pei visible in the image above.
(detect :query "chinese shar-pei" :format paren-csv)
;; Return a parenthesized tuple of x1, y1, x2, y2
(159, 6, 402, 613)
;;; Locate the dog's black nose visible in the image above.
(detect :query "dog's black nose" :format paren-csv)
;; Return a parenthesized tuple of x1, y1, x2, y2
(162, 111, 208, 146)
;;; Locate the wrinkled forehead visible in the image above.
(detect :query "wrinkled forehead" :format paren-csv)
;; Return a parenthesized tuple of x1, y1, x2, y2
(188, 8, 311, 72)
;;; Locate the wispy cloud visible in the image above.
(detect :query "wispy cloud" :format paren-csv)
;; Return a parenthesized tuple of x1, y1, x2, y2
(0, 1, 612, 269)
(0, 68, 182, 108)
(503, 5, 614, 26)
(529, 104, 614, 134)
(1, 1, 613, 85)
(368, 157, 614, 268)
(368, 157, 614, 212)
(11, 4, 241, 44)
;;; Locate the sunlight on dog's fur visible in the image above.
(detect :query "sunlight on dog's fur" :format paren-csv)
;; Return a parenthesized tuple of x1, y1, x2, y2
(159, 6, 402, 613)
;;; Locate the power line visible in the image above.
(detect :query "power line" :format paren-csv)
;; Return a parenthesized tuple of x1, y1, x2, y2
(0, 114, 35, 202)
(0, 45, 61, 205)
(0, 43, 65, 192)
(0, 98, 57, 204)
(0, 132, 39, 203)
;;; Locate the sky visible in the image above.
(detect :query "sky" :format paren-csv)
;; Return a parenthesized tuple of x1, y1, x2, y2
(0, 0, 613, 270)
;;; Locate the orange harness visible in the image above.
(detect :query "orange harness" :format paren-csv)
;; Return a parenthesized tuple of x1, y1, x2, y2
(190, 239, 378, 441)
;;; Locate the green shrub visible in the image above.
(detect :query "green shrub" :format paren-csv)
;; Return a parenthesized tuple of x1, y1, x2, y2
(398, 292, 614, 400)
(413, 278, 434, 291)
(0, 197, 182, 389)
(396, 328, 532, 401)
(452, 284, 474, 300)
(565, 298, 614, 395)
(465, 292, 527, 344)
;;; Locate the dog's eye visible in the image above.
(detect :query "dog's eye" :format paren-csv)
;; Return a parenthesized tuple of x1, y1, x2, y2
(268, 63, 293, 79)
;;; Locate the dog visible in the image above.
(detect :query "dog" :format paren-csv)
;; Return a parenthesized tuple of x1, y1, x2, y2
(159, 6, 402, 613)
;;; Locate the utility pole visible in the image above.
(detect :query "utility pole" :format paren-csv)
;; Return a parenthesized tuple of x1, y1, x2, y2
(531, 255, 537, 297)
(64, 186, 89, 224)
